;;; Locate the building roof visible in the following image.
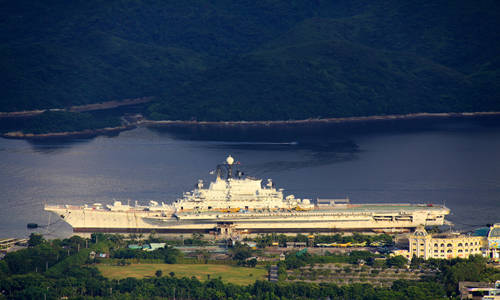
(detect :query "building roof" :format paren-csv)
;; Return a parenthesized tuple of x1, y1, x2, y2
(413, 227, 428, 237)
(149, 243, 166, 250)
(489, 227, 500, 238)
(472, 227, 491, 237)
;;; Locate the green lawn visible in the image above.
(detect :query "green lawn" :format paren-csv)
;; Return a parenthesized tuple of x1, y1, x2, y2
(97, 263, 267, 285)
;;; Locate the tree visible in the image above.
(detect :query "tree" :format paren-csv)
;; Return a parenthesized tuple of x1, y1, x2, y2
(437, 255, 498, 296)
(194, 250, 211, 263)
(28, 233, 44, 247)
(278, 234, 288, 247)
(284, 253, 307, 269)
(247, 258, 258, 268)
(348, 251, 374, 264)
(231, 244, 253, 262)
(410, 255, 425, 269)
(386, 255, 408, 268)
(155, 270, 163, 277)
(164, 247, 182, 264)
(294, 234, 308, 242)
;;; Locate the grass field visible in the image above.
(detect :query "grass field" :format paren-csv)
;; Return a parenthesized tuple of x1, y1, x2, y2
(97, 263, 267, 285)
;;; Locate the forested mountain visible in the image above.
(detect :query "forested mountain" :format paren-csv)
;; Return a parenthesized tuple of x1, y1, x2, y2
(1, 0, 499, 120)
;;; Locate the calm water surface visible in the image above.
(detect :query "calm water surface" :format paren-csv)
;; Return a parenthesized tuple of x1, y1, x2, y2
(1, 117, 499, 238)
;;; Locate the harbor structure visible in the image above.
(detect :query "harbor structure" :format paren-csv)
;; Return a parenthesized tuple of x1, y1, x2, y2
(45, 156, 451, 237)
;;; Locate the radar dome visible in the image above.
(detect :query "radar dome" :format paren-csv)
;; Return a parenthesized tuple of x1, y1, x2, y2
(226, 155, 234, 165)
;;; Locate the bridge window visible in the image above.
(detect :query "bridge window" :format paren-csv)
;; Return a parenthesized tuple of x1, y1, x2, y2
(441, 243, 445, 247)
(434, 243, 438, 247)
(458, 250, 463, 253)
(465, 243, 468, 246)
(447, 243, 452, 247)
(447, 250, 452, 253)
(458, 243, 463, 247)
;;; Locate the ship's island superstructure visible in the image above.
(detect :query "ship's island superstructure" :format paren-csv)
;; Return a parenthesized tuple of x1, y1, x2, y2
(45, 156, 450, 236)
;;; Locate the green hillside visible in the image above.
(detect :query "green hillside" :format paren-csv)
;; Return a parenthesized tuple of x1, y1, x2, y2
(1, 0, 499, 121)
(150, 39, 472, 121)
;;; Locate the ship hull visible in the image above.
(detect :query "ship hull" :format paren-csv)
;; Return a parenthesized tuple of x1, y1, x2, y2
(45, 204, 449, 235)
(72, 227, 412, 234)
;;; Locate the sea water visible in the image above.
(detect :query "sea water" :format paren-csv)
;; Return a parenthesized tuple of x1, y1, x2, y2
(1, 117, 499, 238)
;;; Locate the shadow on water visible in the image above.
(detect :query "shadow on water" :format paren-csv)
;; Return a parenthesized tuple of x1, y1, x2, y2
(150, 123, 365, 172)
(148, 116, 500, 173)
(150, 115, 500, 141)
(26, 138, 94, 154)
(12, 114, 500, 155)
(243, 152, 359, 175)
(150, 122, 361, 150)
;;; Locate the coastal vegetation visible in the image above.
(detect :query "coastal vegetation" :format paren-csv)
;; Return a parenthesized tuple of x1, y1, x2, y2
(1, 0, 499, 130)
(0, 110, 122, 136)
(1, 233, 499, 299)
(17, 111, 121, 134)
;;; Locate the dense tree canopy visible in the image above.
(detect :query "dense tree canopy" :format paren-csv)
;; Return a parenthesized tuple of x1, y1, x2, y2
(1, 0, 499, 123)
(1, 234, 499, 299)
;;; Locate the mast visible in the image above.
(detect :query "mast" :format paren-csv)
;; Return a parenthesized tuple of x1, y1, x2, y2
(215, 155, 235, 180)
(226, 155, 234, 179)
(225, 155, 234, 201)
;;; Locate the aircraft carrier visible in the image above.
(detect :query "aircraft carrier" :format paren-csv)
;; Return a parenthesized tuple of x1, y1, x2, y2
(45, 156, 450, 236)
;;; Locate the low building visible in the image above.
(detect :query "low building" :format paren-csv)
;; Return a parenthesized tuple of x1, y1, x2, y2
(128, 243, 166, 251)
(286, 241, 307, 248)
(459, 281, 500, 300)
(409, 227, 484, 260)
(145, 243, 166, 251)
(391, 249, 411, 260)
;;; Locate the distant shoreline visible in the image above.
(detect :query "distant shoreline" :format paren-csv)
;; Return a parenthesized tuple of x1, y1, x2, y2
(142, 111, 500, 127)
(2, 111, 500, 140)
(2, 124, 136, 140)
